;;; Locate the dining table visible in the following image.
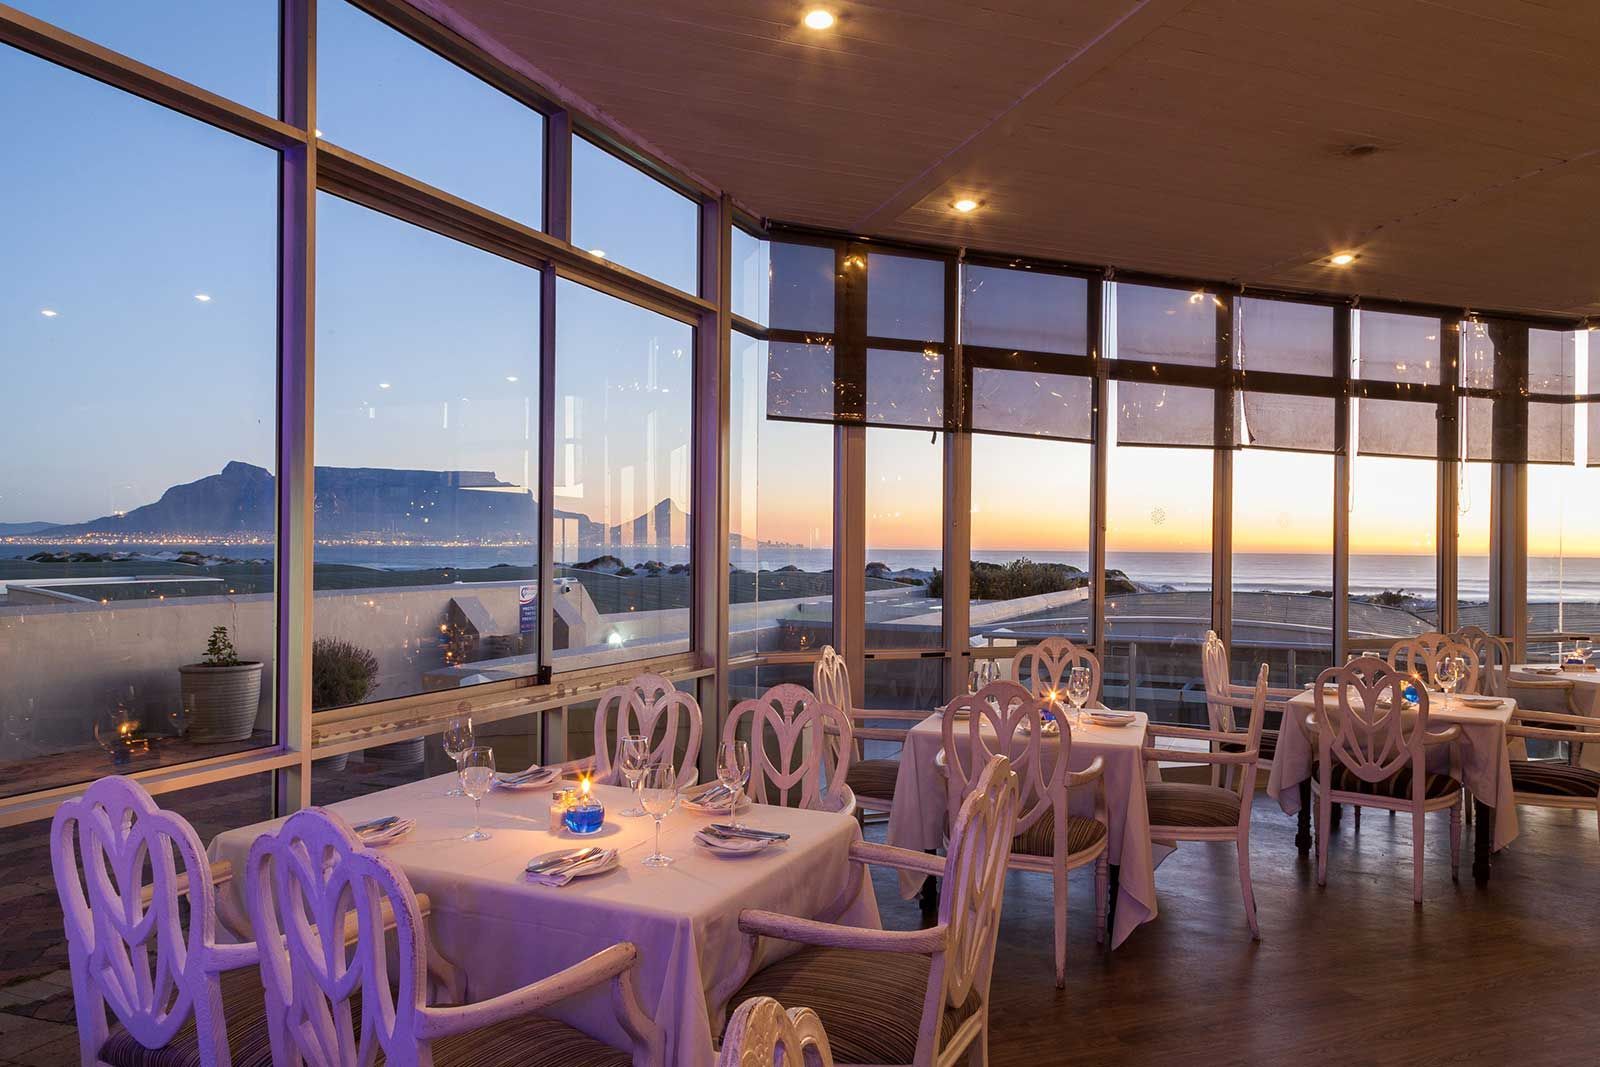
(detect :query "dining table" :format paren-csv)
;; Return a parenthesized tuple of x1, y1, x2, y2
(208, 776, 880, 1067)
(1267, 687, 1520, 883)
(1510, 664, 1600, 771)
(884, 706, 1160, 949)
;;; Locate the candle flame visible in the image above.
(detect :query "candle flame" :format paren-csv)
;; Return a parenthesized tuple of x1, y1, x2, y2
(579, 773, 591, 797)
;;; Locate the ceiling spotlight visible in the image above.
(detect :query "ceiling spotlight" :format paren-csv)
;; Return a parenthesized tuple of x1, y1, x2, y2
(951, 198, 981, 213)
(40, 308, 58, 318)
(193, 292, 212, 302)
(1329, 251, 1357, 266)
(803, 9, 835, 30)
(378, 382, 392, 389)
(589, 249, 607, 259)
(506, 375, 519, 383)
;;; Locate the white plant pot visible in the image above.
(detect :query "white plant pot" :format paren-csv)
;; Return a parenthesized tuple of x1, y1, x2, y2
(179, 662, 263, 743)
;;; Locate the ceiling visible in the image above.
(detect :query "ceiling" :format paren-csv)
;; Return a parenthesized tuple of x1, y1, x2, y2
(419, 0, 1600, 318)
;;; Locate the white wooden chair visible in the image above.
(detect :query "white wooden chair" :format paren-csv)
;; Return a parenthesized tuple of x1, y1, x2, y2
(1308, 657, 1463, 903)
(724, 684, 856, 815)
(1200, 630, 1299, 790)
(1142, 664, 1272, 938)
(245, 806, 663, 1067)
(724, 754, 1019, 1066)
(586, 681, 703, 790)
(51, 775, 263, 1067)
(943, 680, 1107, 987)
(1504, 707, 1600, 846)
(1012, 637, 1102, 704)
(812, 645, 924, 817)
(718, 997, 834, 1067)
(1386, 632, 1479, 693)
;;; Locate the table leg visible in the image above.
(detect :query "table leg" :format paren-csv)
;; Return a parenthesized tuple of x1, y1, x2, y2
(1296, 780, 1312, 852)
(1106, 863, 1120, 939)
(918, 850, 941, 919)
(1473, 799, 1494, 884)
(1330, 801, 1343, 831)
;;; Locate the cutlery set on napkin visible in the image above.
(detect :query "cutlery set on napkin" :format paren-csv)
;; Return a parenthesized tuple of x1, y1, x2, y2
(682, 782, 749, 813)
(524, 846, 621, 886)
(495, 765, 560, 790)
(352, 815, 414, 846)
(693, 823, 790, 856)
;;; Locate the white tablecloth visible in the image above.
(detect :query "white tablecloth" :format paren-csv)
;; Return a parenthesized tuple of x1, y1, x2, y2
(1267, 690, 1521, 851)
(883, 710, 1159, 948)
(209, 777, 879, 1067)
(1510, 665, 1600, 771)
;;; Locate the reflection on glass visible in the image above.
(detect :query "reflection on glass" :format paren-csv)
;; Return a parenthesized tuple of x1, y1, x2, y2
(867, 253, 944, 342)
(554, 279, 694, 667)
(314, 194, 540, 705)
(0, 47, 279, 797)
(318, 0, 543, 226)
(11, 0, 279, 114)
(729, 334, 834, 655)
(571, 137, 699, 294)
(732, 228, 769, 325)
(866, 429, 943, 649)
(770, 242, 835, 334)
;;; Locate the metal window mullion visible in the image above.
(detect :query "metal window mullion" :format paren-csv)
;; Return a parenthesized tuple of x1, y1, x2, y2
(1212, 294, 1234, 655)
(1089, 275, 1110, 654)
(1332, 308, 1352, 663)
(944, 254, 969, 700)
(695, 193, 731, 781)
(1437, 317, 1463, 632)
(537, 110, 569, 685)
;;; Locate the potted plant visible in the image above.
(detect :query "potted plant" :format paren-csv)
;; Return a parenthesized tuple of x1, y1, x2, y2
(311, 637, 381, 771)
(179, 626, 263, 743)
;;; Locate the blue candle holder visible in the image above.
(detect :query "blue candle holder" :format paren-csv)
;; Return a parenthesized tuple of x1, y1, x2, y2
(1402, 682, 1420, 706)
(563, 797, 605, 835)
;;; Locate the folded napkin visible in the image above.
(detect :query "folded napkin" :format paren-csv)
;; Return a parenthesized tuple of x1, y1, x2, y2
(683, 782, 744, 813)
(524, 848, 616, 887)
(355, 818, 414, 847)
(495, 765, 560, 789)
(694, 830, 772, 855)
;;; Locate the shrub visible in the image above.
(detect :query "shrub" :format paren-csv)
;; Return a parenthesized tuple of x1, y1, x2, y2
(202, 625, 243, 667)
(312, 637, 379, 711)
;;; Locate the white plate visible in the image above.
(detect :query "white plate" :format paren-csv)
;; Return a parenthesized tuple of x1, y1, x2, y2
(525, 849, 620, 886)
(494, 767, 560, 791)
(682, 785, 751, 814)
(693, 831, 778, 856)
(1087, 712, 1137, 727)
(1458, 697, 1502, 709)
(936, 703, 971, 719)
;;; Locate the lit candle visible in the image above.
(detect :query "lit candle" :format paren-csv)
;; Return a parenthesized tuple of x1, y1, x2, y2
(563, 774, 605, 835)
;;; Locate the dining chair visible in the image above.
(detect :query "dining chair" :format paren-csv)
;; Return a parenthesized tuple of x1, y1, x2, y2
(588, 680, 703, 790)
(1504, 707, 1600, 846)
(51, 775, 263, 1067)
(718, 997, 834, 1067)
(724, 683, 856, 815)
(723, 753, 1019, 1067)
(943, 681, 1107, 987)
(1200, 630, 1300, 790)
(1386, 632, 1479, 693)
(812, 645, 924, 818)
(1308, 657, 1463, 903)
(245, 807, 663, 1067)
(1142, 664, 1271, 938)
(1012, 636, 1102, 704)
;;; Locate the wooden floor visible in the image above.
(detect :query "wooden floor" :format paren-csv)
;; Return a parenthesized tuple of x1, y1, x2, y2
(868, 794, 1600, 1066)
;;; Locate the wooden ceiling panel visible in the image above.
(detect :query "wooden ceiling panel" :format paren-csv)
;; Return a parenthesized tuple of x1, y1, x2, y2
(424, 0, 1600, 316)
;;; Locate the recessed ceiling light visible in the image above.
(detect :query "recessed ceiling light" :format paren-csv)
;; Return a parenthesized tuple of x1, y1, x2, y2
(378, 382, 392, 389)
(40, 308, 58, 318)
(951, 198, 981, 213)
(803, 9, 835, 30)
(193, 292, 212, 302)
(506, 375, 519, 383)
(1329, 251, 1357, 266)
(589, 249, 607, 259)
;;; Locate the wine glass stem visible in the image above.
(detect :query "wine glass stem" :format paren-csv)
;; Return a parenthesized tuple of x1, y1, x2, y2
(653, 817, 662, 859)
(473, 798, 481, 837)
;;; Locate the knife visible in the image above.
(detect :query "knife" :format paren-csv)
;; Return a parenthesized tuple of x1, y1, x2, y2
(353, 815, 399, 834)
(526, 846, 602, 873)
(707, 823, 790, 841)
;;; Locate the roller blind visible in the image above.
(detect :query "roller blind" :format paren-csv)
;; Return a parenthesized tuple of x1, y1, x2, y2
(1237, 298, 1337, 452)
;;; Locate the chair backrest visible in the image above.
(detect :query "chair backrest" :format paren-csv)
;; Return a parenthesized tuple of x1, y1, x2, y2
(1313, 657, 1431, 785)
(811, 645, 854, 719)
(1012, 637, 1101, 704)
(1387, 632, 1478, 692)
(1201, 629, 1238, 732)
(1455, 626, 1511, 698)
(247, 807, 428, 1067)
(723, 684, 853, 811)
(941, 681, 1064, 851)
(719, 997, 834, 1067)
(592, 678, 702, 789)
(922, 754, 1018, 1063)
(51, 775, 240, 1067)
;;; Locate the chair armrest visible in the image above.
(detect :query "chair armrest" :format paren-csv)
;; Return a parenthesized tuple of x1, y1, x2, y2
(1507, 678, 1576, 691)
(417, 942, 641, 1040)
(1066, 755, 1105, 788)
(141, 857, 233, 909)
(1145, 723, 1241, 746)
(1423, 724, 1462, 746)
(1513, 708, 1596, 726)
(738, 909, 946, 955)
(854, 726, 913, 742)
(1264, 686, 1304, 700)
(1509, 723, 1600, 742)
(848, 839, 945, 877)
(1143, 747, 1256, 766)
(855, 707, 932, 723)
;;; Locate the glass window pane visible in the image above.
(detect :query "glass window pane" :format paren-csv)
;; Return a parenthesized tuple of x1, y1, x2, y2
(12, 0, 279, 114)
(1358, 310, 1441, 384)
(314, 194, 540, 705)
(312, 707, 552, 805)
(1348, 455, 1438, 643)
(867, 347, 944, 428)
(571, 138, 699, 294)
(1236, 298, 1334, 376)
(868, 253, 944, 342)
(0, 47, 279, 796)
(770, 242, 835, 334)
(1115, 283, 1218, 366)
(1529, 461, 1600, 654)
(866, 429, 943, 649)
(962, 265, 1087, 354)
(1458, 462, 1492, 632)
(969, 437, 1092, 648)
(732, 228, 769, 325)
(554, 280, 694, 667)
(730, 333, 834, 657)
(318, 0, 543, 226)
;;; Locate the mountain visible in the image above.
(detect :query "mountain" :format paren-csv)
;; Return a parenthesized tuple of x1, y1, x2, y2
(41, 462, 687, 547)
(0, 521, 60, 535)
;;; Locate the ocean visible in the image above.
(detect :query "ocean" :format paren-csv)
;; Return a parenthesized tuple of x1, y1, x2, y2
(8, 541, 1600, 604)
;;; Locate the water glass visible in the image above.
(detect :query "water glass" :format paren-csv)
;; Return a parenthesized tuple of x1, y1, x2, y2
(459, 746, 495, 842)
(618, 735, 651, 816)
(717, 739, 751, 829)
(1440, 656, 1466, 697)
(1065, 665, 1093, 725)
(641, 761, 681, 868)
(441, 715, 474, 797)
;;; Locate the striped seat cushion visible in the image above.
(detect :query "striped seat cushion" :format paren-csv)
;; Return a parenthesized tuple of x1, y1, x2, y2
(1146, 782, 1241, 828)
(100, 966, 274, 1067)
(1316, 763, 1460, 800)
(730, 946, 978, 1065)
(432, 1014, 630, 1067)
(846, 757, 901, 802)
(1011, 811, 1108, 858)
(1219, 732, 1277, 762)
(1510, 761, 1600, 798)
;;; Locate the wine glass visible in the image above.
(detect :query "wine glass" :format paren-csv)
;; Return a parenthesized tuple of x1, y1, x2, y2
(441, 715, 474, 797)
(640, 761, 681, 868)
(1065, 665, 1094, 725)
(617, 734, 651, 816)
(458, 746, 495, 842)
(1439, 656, 1466, 699)
(717, 739, 751, 830)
